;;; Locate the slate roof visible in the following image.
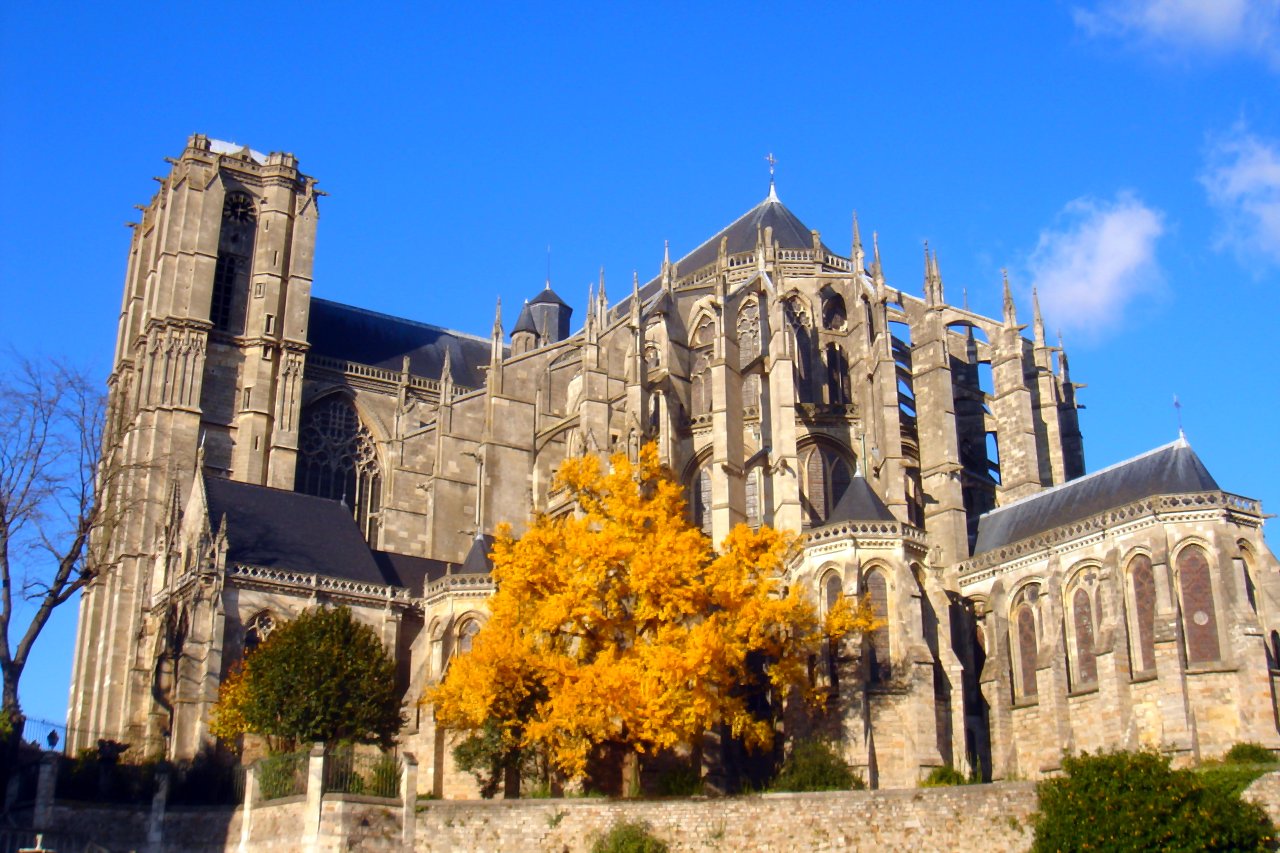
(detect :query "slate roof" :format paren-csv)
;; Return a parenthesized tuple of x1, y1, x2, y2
(512, 300, 538, 335)
(617, 191, 833, 319)
(307, 298, 496, 388)
(529, 285, 569, 307)
(972, 438, 1220, 555)
(373, 551, 451, 595)
(827, 476, 898, 523)
(460, 534, 497, 575)
(204, 476, 392, 586)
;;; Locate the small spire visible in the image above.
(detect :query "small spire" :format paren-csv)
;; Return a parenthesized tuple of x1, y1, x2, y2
(661, 240, 673, 293)
(1057, 330, 1071, 382)
(598, 266, 607, 319)
(492, 296, 503, 339)
(630, 271, 641, 324)
(765, 152, 779, 201)
(1032, 286, 1046, 345)
(851, 211, 864, 273)
(441, 346, 453, 387)
(545, 244, 552, 290)
(962, 287, 969, 311)
(1002, 269, 1017, 327)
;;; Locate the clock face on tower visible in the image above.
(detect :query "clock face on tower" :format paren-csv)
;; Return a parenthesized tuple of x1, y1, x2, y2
(223, 193, 256, 224)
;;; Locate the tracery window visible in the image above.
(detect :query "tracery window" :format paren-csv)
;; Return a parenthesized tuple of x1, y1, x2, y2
(295, 396, 382, 544)
(1072, 587, 1098, 687)
(865, 569, 890, 683)
(691, 315, 715, 417)
(799, 445, 854, 528)
(745, 464, 764, 529)
(1178, 544, 1220, 665)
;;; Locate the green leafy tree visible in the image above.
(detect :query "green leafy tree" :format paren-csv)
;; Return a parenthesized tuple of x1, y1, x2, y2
(1032, 750, 1272, 852)
(210, 606, 402, 750)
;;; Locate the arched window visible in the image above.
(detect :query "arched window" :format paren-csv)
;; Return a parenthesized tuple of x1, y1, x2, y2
(690, 315, 714, 417)
(1270, 631, 1280, 671)
(211, 191, 256, 334)
(1178, 545, 1221, 665)
(737, 301, 762, 411)
(824, 572, 843, 615)
(1015, 604, 1038, 700)
(243, 611, 275, 656)
(784, 298, 815, 404)
(691, 464, 712, 537)
(1129, 555, 1156, 674)
(825, 343, 851, 405)
(295, 396, 383, 544)
(821, 292, 847, 330)
(865, 569, 890, 683)
(745, 464, 764, 530)
(1072, 587, 1098, 687)
(457, 619, 481, 655)
(800, 445, 854, 528)
(862, 297, 874, 345)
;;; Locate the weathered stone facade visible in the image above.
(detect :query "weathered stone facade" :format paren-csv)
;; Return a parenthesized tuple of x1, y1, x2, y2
(67, 136, 1280, 797)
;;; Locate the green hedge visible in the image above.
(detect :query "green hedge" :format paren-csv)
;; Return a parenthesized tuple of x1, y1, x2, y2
(1032, 750, 1272, 852)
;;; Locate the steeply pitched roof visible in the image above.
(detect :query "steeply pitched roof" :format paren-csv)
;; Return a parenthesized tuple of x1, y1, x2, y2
(973, 438, 1220, 555)
(307, 298, 496, 388)
(530, 285, 569, 307)
(512, 300, 538, 335)
(827, 476, 897, 523)
(677, 191, 831, 275)
(460, 534, 496, 575)
(204, 476, 392, 586)
(616, 191, 832, 318)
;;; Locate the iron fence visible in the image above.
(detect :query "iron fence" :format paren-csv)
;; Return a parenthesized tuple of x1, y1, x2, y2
(256, 749, 309, 801)
(322, 745, 400, 798)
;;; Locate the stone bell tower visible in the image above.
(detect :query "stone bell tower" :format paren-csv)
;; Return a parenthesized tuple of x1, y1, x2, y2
(66, 135, 319, 752)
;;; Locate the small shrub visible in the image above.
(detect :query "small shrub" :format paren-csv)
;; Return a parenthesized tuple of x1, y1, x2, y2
(1032, 750, 1272, 852)
(1226, 742, 1277, 765)
(656, 763, 702, 796)
(770, 739, 864, 793)
(591, 820, 669, 853)
(920, 765, 969, 787)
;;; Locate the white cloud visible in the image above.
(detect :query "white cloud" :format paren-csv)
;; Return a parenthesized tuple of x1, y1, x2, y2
(1027, 193, 1166, 338)
(1074, 0, 1280, 65)
(1201, 126, 1280, 267)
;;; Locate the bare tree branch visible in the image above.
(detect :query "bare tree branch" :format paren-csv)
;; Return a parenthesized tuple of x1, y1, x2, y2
(0, 354, 136, 722)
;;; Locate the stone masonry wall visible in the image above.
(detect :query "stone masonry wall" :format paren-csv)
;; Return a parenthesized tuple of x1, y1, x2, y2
(415, 784, 1040, 853)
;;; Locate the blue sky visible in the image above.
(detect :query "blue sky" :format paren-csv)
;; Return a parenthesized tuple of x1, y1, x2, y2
(2, 1, 1278, 728)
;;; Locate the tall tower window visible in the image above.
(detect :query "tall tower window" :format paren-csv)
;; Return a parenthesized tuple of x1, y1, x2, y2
(1128, 555, 1157, 675)
(211, 191, 257, 334)
(1178, 545, 1220, 665)
(691, 465, 713, 537)
(865, 569, 890, 683)
(295, 397, 382, 544)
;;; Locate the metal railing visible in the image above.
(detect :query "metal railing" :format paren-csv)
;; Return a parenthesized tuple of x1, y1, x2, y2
(256, 748, 310, 801)
(322, 745, 400, 798)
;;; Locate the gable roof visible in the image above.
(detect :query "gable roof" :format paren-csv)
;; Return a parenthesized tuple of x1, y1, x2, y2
(972, 438, 1220, 555)
(204, 476, 392, 586)
(307, 297, 495, 388)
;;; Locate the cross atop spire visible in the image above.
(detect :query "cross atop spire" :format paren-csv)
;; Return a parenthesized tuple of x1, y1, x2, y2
(765, 152, 779, 201)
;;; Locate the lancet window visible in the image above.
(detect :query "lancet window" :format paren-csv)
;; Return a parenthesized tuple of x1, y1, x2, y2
(784, 298, 815, 403)
(691, 464, 713, 537)
(1128, 555, 1157, 675)
(1071, 586, 1098, 688)
(295, 396, 383, 544)
(825, 343, 851, 406)
(864, 569, 890, 683)
(690, 315, 715, 417)
(1012, 585, 1040, 701)
(737, 301, 762, 411)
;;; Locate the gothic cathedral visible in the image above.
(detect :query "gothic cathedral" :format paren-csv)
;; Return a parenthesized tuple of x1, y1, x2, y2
(68, 135, 1280, 794)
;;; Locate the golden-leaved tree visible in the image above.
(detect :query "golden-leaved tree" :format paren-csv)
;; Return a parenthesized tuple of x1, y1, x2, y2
(429, 443, 877, 788)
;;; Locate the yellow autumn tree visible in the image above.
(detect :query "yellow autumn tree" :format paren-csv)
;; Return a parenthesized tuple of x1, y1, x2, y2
(429, 443, 877, 788)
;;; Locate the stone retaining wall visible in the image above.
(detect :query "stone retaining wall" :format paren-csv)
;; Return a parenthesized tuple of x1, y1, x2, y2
(414, 784, 1040, 853)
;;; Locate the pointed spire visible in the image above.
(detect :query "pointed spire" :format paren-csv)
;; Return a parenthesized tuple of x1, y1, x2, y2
(441, 346, 453, 389)
(598, 266, 608, 321)
(871, 230, 884, 291)
(1057, 330, 1071, 382)
(1032, 286, 1046, 346)
(851, 211, 865, 274)
(630, 271, 641, 325)
(492, 296, 503, 339)
(586, 281, 597, 341)
(765, 152, 779, 201)
(1002, 269, 1017, 327)
(661, 240, 673, 293)
(489, 297, 504, 376)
